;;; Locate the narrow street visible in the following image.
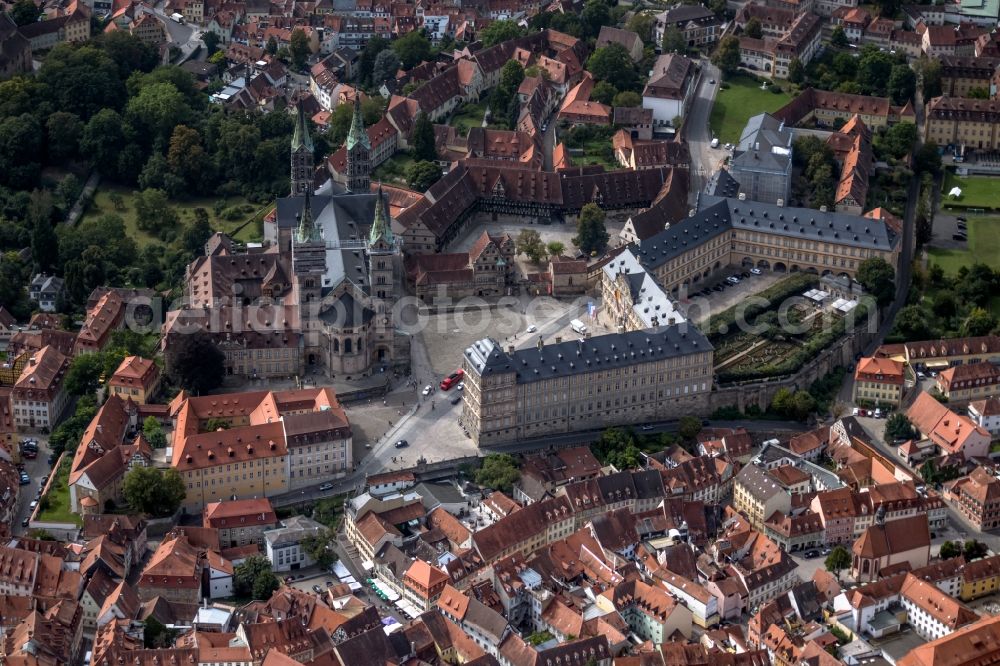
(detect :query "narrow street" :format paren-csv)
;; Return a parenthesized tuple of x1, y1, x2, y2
(683, 58, 723, 203)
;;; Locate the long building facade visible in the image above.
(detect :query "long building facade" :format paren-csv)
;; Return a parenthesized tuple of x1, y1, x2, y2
(461, 326, 713, 445)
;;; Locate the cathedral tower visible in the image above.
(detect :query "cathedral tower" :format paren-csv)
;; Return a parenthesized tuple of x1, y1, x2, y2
(293, 192, 326, 305)
(291, 99, 314, 196)
(346, 95, 371, 193)
(367, 183, 398, 364)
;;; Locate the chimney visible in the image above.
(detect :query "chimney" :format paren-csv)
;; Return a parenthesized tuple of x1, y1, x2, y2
(820, 205, 828, 212)
(776, 199, 784, 207)
(738, 192, 747, 201)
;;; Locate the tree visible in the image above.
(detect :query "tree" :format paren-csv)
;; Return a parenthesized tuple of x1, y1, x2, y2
(406, 160, 441, 192)
(825, 546, 851, 581)
(411, 111, 436, 162)
(939, 540, 962, 559)
(592, 427, 642, 469)
(546, 241, 565, 259)
(125, 82, 190, 149)
(9, 0, 40, 25)
(516, 229, 546, 263)
(46, 111, 83, 162)
(393, 30, 432, 69)
(587, 44, 637, 90)
(573, 203, 609, 255)
(830, 25, 849, 48)
(877, 122, 917, 159)
(474, 454, 520, 492)
(612, 91, 641, 108)
(964, 539, 989, 559)
(371, 49, 400, 86)
(480, 19, 523, 46)
(143, 416, 167, 448)
(289, 28, 310, 70)
(300, 528, 337, 568)
(31, 213, 59, 275)
(202, 30, 220, 55)
(181, 210, 213, 256)
(580, 0, 611, 38)
(712, 36, 741, 78)
(917, 57, 942, 98)
(914, 142, 942, 176)
(884, 413, 915, 442)
(856, 47, 894, 96)
(893, 304, 934, 341)
(678, 416, 702, 441)
(234, 555, 280, 600)
(204, 417, 231, 432)
(744, 18, 763, 39)
(592, 81, 617, 105)
(626, 13, 655, 45)
(856, 257, 895, 306)
(887, 64, 916, 105)
(143, 617, 178, 649)
(357, 35, 388, 85)
(788, 57, 805, 84)
(167, 330, 225, 394)
(265, 35, 278, 56)
(167, 125, 205, 187)
(963, 307, 998, 337)
(122, 467, 186, 517)
(662, 26, 687, 54)
(134, 188, 179, 236)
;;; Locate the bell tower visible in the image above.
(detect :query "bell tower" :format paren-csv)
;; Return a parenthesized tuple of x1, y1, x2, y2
(290, 99, 314, 196)
(293, 192, 326, 305)
(345, 95, 371, 193)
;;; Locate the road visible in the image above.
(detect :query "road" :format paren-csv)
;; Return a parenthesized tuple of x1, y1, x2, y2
(683, 58, 723, 204)
(151, 1, 202, 61)
(15, 437, 54, 535)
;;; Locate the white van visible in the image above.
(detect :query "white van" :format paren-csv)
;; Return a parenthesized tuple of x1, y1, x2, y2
(570, 319, 588, 334)
(710, 138, 720, 148)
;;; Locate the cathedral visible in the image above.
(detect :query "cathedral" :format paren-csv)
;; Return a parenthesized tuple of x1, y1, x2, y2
(166, 100, 406, 381)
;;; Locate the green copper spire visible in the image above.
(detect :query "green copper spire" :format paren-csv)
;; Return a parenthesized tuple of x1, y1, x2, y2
(292, 99, 314, 153)
(296, 191, 321, 244)
(346, 94, 371, 151)
(369, 182, 392, 245)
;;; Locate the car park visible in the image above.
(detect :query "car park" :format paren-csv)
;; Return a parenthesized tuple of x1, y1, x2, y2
(957, 216, 967, 222)
(395, 440, 409, 448)
(804, 549, 820, 559)
(741, 271, 751, 278)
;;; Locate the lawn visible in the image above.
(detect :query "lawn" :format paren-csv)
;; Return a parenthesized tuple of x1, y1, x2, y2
(941, 172, 1000, 211)
(709, 75, 794, 144)
(927, 217, 1000, 274)
(80, 185, 267, 248)
(371, 152, 417, 186)
(36, 460, 82, 527)
(450, 102, 487, 136)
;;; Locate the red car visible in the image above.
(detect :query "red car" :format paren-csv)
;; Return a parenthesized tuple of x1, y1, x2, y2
(440, 368, 464, 391)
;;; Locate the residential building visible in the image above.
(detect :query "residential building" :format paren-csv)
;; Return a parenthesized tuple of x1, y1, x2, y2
(74, 290, 126, 355)
(811, 487, 865, 545)
(899, 573, 978, 641)
(851, 512, 930, 583)
(853, 356, 906, 407)
(907, 391, 991, 461)
(738, 13, 822, 80)
(968, 397, 1000, 436)
(170, 387, 352, 510)
(642, 53, 698, 127)
(11, 345, 70, 430)
(204, 498, 279, 548)
(402, 560, 449, 611)
(28, 274, 65, 313)
(935, 362, 1000, 402)
(734, 464, 792, 532)
(461, 326, 714, 446)
(874, 334, 1000, 372)
(774, 87, 912, 130)
(107, 356, 161, 405)
(898, 615, 1000, 666)
(596, 579, 693, 642)
(596, 26, 643, 62)
(654, 5, 722, 48)
(138, 532, 207, 603)
(945, 466, 1000, 531)
(729, 113, 793, 205)
(263, 516, 327, 572)
(18, 7, 90, 51)
(939, 55, 1000, 96)
(925, 96, 1000, 150)
(0, 14, 31, 79)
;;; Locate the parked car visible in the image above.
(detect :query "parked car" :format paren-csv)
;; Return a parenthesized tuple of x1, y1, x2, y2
(741, 271, 751, 278)
(712, 285, 724, 292)
(395, 440, 409, 448)
(319, 482, 334, 491)
(916, 371, 926, 379)
(640, 424, 654, 431)
(953, 234, 967, 241)
(804, 549, 820, 559)
(28, 500, 37, 510)
(21, 517, 29, 528)
(957, 216, 967, 222)
(18, 474, 29, 486)
(422, 385, 433, 396)
(313, 585, 323, 594)
(450, 394, 462, 405)
(750, 267, 762, 275)
(874, 408, 883, 418)
(709, 79, 716, 84)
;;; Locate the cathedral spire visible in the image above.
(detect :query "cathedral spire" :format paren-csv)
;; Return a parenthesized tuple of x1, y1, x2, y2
(346, 94, 371, 152)
(296, 190, 321, 244)
(292, 98, 314, 154)
(369, 182, 392, 246)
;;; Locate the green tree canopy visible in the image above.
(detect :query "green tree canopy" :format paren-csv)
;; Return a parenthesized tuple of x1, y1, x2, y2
(573, 203, 609, 255)
(393, 30, 432, 69)
(167, 330, 225, 394)
(662, 26, 687, 54)
(939, 540, 962, 559)
(122, 467, 185, 517)
(143, 416, 167, 448)
(830, 25, 849, 48)
(825, 545, 851, 580)
(8, 0, 40, 25)
(371, 49, 401, 87)
(480, 19, 524, 46)
(744, 18, 762, 38)
(474, 454, 520, 493)
(406, 160, 441, 192)
(234, 555, 280, 600)
(712, 36, 741, 78)
(289, 28, 310, 70)
(411, 111, 437, 162)
(580, 0, 611, 37)
(856, 257, 896, 306)
(884, 413, 915, 441)
(516, 228, 546, 263)
(587, 44, 637, 90)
